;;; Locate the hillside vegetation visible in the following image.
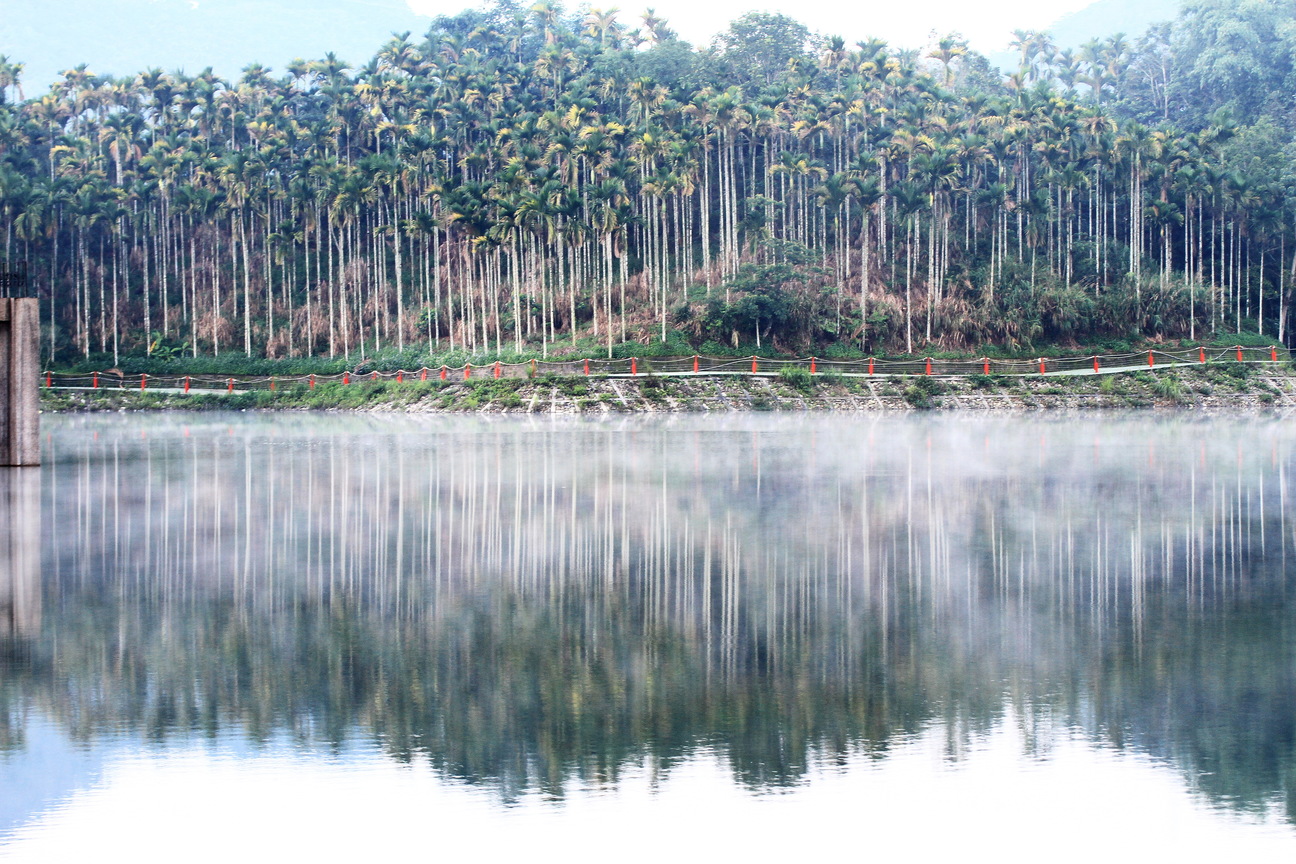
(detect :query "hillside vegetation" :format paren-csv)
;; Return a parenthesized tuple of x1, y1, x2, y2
(1, 0, 1295, 368)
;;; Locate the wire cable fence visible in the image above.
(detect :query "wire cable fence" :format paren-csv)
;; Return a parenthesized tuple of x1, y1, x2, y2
(42, 345, 1292, 394)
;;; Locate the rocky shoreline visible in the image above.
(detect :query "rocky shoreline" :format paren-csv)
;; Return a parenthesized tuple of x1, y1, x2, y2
(40, 363, 1296, 414)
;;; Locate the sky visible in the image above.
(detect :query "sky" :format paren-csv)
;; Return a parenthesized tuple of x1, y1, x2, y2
(405, 0, 1102, 54)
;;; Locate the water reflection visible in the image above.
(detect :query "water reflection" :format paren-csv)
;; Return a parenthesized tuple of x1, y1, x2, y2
(5, 413, 1296, 824)
(0, 468, 40, 639)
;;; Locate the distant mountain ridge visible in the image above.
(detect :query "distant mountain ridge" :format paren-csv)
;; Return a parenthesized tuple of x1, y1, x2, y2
(988, 0, 1182, 71)
(1048, 0, 1180, 45)
(0, 0, 431, 91)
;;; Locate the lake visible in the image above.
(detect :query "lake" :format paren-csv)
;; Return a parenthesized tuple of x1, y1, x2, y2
(2, 412, 1296, 860)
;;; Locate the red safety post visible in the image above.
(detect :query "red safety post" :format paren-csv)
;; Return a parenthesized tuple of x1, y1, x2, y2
(693, 355, 699, 374)
(631, 357, 638, 376)
(1038, 359, 1046, 375)
(44, 371, 51, 388)
(1093, 356, 1100, 373)
(1147, 350, 1155, 368)
(141, 374, 147, 391)
(494, 362, 501, 379)
(531, 359, 537, 376)
(1237, 346, 1244, 362)
(270, 377, 276, 392)
(343, 372, 350, 385)
(184, 376, 191, 394)
(868, 357, 875, 375)
(372, 371, 378, 382)
(309, 374, 316, 390)
(227, 378, 234, 393)
(1199, 347, 1206, 364)
(584, 359, 590, 376)
(420, 368, 428, 381)
(810, 357, 817, 375)
(983, 358, 991, 375)
(464, 364, 471, 380)
(752, 356, 759, 374)
(925, 358, 932, 376)
(397, 371, 404, 383)
(1272, 346, 1279, 362)
(92, 372, 99, 389)
(440, 366, 447, 381)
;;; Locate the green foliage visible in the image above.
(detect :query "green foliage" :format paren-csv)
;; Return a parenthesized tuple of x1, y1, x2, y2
(702, 257, 832, 350)
(712, 12, 815, 87)
(1153, 375, 1186, 402)
(1167, 0, 1296, 126)
(146, 331, 190, 361)
(778, 366, 814, 393)
(539, 374, 589, 398)
(902, 385, 932, 409)
(902, 376, 947, 409)
(7, 0, 1296, 367)
(1216, 361, 1253, 381)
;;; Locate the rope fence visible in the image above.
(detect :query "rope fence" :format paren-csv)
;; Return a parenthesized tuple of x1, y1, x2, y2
(41, 345, 1292, 394)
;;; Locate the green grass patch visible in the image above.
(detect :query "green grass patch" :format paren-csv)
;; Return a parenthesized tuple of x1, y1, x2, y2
(778, 367, 815, 394)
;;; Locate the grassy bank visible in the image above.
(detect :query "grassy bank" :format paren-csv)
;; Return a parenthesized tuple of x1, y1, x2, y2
(52, 332, 1288, 379)
(41, 363, 1296, 414)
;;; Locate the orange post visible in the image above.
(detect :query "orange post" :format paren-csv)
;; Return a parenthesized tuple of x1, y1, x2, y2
(494, 362, 501, 379)
(309, 374, 316, 389)
(420, 368, 427, 381)
(343, 372, 350, 385)
(1038, 359, 1046, 375)
(270, 377, 276, 392)
(810, 357, 817, 375)
(868, 358, 875, 375)
(440, 366, 447, 381)
(693, 355, 699, 374)
(1272, 347, 1279, 362)
(1093, 356, 1100, 373)
(371, 371, 378, 382)
(1147, 350, 1155, 368)
(531, 359, 536, 376)
(925, 358, 932, 376)
(92, 372, 98, 389)
(141, 374, 147, 391)
(1199, 347, 1206, 363)
(464, 364, 471, 380)
(631, 358, 637, 376)
(584, 359, 590, 376)
(227, 378, 234, 393)
(1237, 346, 1244, 362)
(45, 371, 51, 388)
(184, 376, 191, 394)
(752, 356, 758, 374)
(983, 358, 991, 375)
(397, 371, 404, 383)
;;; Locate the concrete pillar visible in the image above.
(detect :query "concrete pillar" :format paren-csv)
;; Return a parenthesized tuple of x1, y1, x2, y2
(0, 298, 40, 467)
(0, 468, 41, 637)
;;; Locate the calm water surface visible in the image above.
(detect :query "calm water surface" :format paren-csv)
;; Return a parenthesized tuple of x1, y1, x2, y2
(2, 412, 1296, 860)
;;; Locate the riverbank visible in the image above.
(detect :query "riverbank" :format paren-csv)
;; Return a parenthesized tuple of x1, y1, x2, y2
(39, 363, 1296, 414)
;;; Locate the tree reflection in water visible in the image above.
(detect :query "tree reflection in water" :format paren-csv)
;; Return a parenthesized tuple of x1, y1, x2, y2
(3, 413, 1294, 819)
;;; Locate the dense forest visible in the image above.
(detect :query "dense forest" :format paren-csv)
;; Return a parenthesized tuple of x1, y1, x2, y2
(1, 0, 1295, 365)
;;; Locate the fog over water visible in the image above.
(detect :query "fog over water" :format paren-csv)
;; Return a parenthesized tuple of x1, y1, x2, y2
(2, 412, 1295, 857)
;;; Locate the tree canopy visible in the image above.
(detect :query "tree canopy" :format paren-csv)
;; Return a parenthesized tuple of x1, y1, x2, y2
(0, 0, 1294, 366)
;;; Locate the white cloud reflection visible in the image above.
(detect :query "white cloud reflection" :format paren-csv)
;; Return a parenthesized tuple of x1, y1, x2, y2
(4, 719, 1293, 863)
